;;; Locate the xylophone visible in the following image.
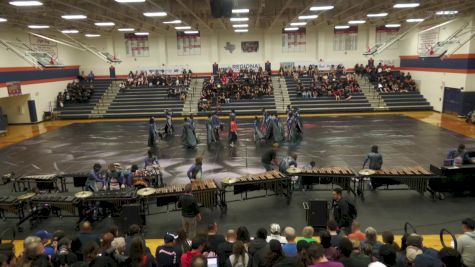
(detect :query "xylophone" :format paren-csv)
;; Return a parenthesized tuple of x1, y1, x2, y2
(30, 194, 79, 216)
(13, 174, 66, 192)
(150, 180, 219, 211)
(220, 171, 292, 206)
(358, 166, 439, 199)
(289, 167, 356, 195)
(0, 194, 34, 232)
(88, 189, 138, 206)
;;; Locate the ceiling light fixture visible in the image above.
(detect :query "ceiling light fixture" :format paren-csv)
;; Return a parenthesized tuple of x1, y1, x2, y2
(393, 3, 420, 8)
(184, 30, 199, 34)
(28, 25, 50, 29)
(135, 32, 149, 35)
(284, 27, 299, 31)
(61, 29, 79, 34)
(175, 26, 191, 30)
(290, 22, 307, 26)
(85, 34, 101, 37)
(95, 22, 115, 26)
(385, 23, 401, 28)
(406, 18, 424, 22)
(115, 0, 145, 2)
(298, 15, 318, 20)
(232, 9, 249, 13)
(163, 20, 181, 24)
(9, 1, 43, 6)
(334, 25, 350, 29)
(118, 28, 134, 32)
(143, 12, 167, 17)
(61, 14, 87, 20)
(232, 24, 248, 28)
(230, 17, 249, 22)
(348, 20, 366, 24)
(234, 29, 248, 33)
(367, 13, 388, 17)
(310, 6, 334, 11)
(0, 18, 7, 22)
(436, 10, 458, 15)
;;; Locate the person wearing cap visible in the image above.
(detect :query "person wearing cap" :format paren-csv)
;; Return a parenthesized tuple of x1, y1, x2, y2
(217, 229, 237, 267)
(16, 236, 50, 267)
(181, 237, 206, 267)
(457, 218, 475, 267)
(207, 223, 226, 253)
(266, 223, 287, 244)
(307, 243, 344, 267)
(177, 184, 202, 238)
(86, 163, 106, 192)
(261, 143, 279, 171)
(338, 237, 371, 267)
(249, 228, 269, 267)
(35, 230, 55, 258)
(282, 227, 297, 257)
(156, 232, 181, 267)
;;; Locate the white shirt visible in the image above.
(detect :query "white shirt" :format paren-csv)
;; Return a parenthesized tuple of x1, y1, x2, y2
(266, 234, 287, 244)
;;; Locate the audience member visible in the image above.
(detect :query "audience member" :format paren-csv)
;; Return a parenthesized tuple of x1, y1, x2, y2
(57, 80, 94, 108)
(282, 227, 298, 257)
(308, 243, 344, 267)
(156, 232, 181, 267)
(236, 226, 251, 249)
(266, 223, 287, 244)
(228, 241, 249, 267)
(379, 244, 398, 267)
(382, 231, 400, 251)
(190, 255, 207, 267)
(217, 229, 237, 267)
(77, 221, 100, 251)
(264, 240, 286, 266)
(181, 237, 206, 267)
(16, 236, 51, 267)
(361, 227, 383, 258)
(327, 220, 344, 248)
(439, 247, 463, 267)
(300, 226, 318, 243)
(339, 238, 371, 267)
(457, 218, 475, 267)
(126, 237, 154, 267)
(348, 222, 365, 241)
(207, 223, 226, 253)
(320, 231, 340, 261)
(248, 228, 269, 267)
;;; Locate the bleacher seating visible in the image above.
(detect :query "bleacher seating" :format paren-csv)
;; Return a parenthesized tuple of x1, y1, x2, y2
(58, 79, 114, 119)
(285, 76, 373, 113)
(380, 91, 432, 111)
(103, 86, 185, 118)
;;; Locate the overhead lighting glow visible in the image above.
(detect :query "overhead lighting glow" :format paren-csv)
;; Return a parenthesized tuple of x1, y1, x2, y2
(0, 18, 7, 22)
(61, 14, 87, 20)
(393, 3, 420, 8)
(298, 15, 318, 20)
(232, 24, 248, 28)
(406, 18, 424, 22)
(232, 9, 249, 13)
(310, 6, 334, 11)
(115, 0, 145, 2)
(385, 23, 401, 28)
(9, 1, 43, 6)
(235, 29, 248, 33)
(230, 17, 249, 22)
(28, 25, 50, 29)
(61, 29, 79, 34)
(143, 12, 167, 17)
(367, 13, 388, 17)
(95, 22, 115, 26)
(334, 25, 350, 29)
(436, 10, 458, 15)
(175, 26, 191, 30)
(284, 27, 299, 31)
(163, 20, 181, 24)
(135, 32, 149, 35)
(290, 22, 307, 26)
(348, 20, 366, 24)
(185, 30, 199, 34)
(85, 34, 101, 37)
(420, 19, 456, 33)
(118, 28, 134, 32)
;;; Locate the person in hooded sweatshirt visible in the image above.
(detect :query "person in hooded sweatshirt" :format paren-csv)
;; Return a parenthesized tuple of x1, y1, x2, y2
(457, 218, 475, 267)
(248, 228, 269, 267)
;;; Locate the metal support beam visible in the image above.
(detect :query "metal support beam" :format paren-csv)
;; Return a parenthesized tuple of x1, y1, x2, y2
(175, 0, 213, 31)
(268, 0, 293, 29)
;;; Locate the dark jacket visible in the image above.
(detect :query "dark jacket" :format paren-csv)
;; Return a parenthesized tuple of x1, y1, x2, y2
(155, 244, 181, 267)
(333, 198, 352, 228)
(177, 194, 200, 218)
(339, 252, 371, 267)
(248, 238, 268, 267)
(217, 241, 234, 267)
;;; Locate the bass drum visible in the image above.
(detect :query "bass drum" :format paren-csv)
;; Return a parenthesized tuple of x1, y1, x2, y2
(133, 178, 149, 189)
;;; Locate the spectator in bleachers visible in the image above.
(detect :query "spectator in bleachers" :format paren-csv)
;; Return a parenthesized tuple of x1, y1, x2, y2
(156, 232, 181, 267)
(282, 227, 297, 257)
(339, 238, 371, 267)
(266, 224, 287, 244)
(207, 223, 226, 253)
(56, 80, 94, 108)
(320, 231, 340, 261)
(236, 226, 251, 249)
(308, 243, 344, 267)
(299, 226, 318, 244)
(265, 240, 286, 266)
(361, 227, 383, 258)
(248, 228, 269, 267)
(16, 236, 50, 267)
(88, 71, 95, 82)
(327, 220, 344, 248)
(378, 244, 398, 267)
(457, 218, 475, 267)
(181, 237, 206, 267)
(348, 221, 365, 241)
(228, 241, 249, 267)
(439, 247, 463, 267)
(382, 231, 400, 251)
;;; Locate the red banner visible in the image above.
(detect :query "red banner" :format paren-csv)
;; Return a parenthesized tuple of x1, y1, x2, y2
(376, 26, 400, 33)
(334, 26, 358, 34)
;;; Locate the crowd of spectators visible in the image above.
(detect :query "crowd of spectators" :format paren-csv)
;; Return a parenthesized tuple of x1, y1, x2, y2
(354, 59, 417, 93)
(199, 68, 273, 112)
(56, 80, 94, 108)
(119, 70, 193, 102)
(279, 64, 360, 101)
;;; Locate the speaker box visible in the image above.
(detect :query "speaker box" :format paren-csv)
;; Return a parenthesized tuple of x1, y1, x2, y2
(120, 204, 146, 232)
(27, 100, 38, 123)
(307, 200, 328, 228)
(210, 0, 232, 18)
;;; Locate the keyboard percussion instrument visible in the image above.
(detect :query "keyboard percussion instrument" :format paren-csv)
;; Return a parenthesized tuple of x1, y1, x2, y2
(290, 166, 356, 195)
(13, 174, 67, 192)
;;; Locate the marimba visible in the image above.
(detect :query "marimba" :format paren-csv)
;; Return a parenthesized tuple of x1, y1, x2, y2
(0, 194, 34, 232)
(358, 166, 438, 199)
(30, 194, 79, 216)
(220, 171, 292, 206)
(13, 174, 66, 192)
(149, 180, 219, 212)
(289, 167, 356, 195)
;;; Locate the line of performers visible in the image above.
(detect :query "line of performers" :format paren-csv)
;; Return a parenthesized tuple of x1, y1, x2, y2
(148, 106, 304, 149)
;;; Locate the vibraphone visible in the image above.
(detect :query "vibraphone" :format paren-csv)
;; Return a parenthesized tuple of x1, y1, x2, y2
(220, 171, 292, 207)
(30, 194, 79, 216)
(142, 180, 219, 214)
(0, 196, 30, 232)
(290, 167, 356, 195)
(13, 174, 67, 192)
(359, 166, 439, 199)
(88, 189, 138, 206)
